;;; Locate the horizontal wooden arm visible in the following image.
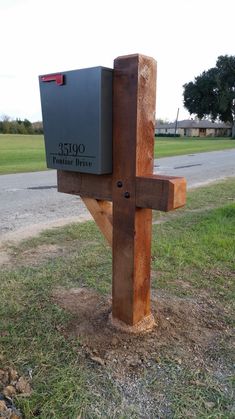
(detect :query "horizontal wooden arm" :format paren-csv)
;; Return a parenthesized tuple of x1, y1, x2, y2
(57, 171, 112, 200)
(57, 171, 186, 212)
(136, 175, 186, 211)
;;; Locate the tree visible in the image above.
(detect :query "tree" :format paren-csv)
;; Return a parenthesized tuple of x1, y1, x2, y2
(0, 115, 41, 134)
(183, 55, 235, 137)
(0, 115, 11, 134)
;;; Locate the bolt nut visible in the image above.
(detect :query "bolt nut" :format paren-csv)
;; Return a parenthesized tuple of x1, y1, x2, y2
(124, 192, 130, 199)
(117, 181, 123, 188)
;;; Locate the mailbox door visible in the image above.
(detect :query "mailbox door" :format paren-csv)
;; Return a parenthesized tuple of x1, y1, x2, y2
(39, 67, 112, 174)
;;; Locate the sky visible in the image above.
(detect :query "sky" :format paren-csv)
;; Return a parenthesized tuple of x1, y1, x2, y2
(0, 0, 234, 122)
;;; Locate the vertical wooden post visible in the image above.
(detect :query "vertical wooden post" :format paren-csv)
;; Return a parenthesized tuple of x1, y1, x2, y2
(112, 54, 157, 328)
(57, 53, 186, 331)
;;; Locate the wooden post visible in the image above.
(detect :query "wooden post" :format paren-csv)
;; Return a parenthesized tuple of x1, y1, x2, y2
(57, 53, 186, 332)
(112, 54, 156, 328)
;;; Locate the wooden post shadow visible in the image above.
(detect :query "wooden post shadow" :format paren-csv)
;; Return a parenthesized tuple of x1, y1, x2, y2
(58, 54, 186, 332)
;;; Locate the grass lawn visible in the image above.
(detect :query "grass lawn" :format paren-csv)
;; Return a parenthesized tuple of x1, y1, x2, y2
(154, 136, 235, 158)
(0, 179, 234, 418)
(0, 134, 235, 175)
(0, 134, 46, 175)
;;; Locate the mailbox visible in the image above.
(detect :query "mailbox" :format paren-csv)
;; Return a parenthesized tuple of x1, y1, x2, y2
(39, 66, 113, 174)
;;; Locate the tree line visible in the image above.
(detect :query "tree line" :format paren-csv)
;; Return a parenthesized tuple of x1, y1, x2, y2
(0, 116, 43, 134)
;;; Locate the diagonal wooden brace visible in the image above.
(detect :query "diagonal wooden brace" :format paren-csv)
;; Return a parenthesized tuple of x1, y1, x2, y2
(82, 198, 113, 246)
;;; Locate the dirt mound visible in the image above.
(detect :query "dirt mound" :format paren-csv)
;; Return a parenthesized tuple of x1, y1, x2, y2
(52, 287, 230, 376)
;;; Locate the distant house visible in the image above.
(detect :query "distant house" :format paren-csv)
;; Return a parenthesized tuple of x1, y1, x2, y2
(155, 120, 232, 137)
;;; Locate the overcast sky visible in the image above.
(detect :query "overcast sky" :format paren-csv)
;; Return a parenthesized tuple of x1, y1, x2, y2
(0, 0, 234, 122)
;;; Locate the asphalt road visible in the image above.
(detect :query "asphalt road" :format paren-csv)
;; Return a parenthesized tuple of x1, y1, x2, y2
(0, 149, 235, 242)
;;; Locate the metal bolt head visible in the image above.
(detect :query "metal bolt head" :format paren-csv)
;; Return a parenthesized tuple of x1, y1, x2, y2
(117, 181, 123, 188)
(124, 192, 130, 199)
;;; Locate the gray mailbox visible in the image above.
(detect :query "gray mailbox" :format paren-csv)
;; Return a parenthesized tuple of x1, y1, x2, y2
(39, 66, 113, 174)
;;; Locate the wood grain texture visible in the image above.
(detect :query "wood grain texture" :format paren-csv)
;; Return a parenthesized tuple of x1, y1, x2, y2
(112, 54, 157, 325)
(136, 175, 186, 211)
(57, 171, 112, 201)
(58, 171, 186, 212)
(171, 177, 187, 210)
(82, 198, 113, 246)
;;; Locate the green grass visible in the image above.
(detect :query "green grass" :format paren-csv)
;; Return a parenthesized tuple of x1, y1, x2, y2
(0, 179, 234, 417)
(152, 178, 235, 302)
(152, 204, 235, 301)
(154, 136, 235, 158)
(183, 177, 235, 210)
(0, 134, 46, 174)
(1, 134, 235, 175)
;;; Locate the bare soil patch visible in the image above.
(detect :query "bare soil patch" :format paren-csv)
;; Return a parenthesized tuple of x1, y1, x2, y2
(0, 251, 10, 267)
(0, 244, 65, 268)
(20, 244, 64, 266)
(52, 287, 232, 378)
(0, 215, 91, 268)
(0, 215, 91, 246)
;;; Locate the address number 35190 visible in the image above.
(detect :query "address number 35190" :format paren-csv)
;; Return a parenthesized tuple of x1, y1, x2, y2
(58, 142, 86, 156)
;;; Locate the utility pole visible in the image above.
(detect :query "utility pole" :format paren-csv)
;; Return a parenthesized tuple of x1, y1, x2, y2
(174, 108, 179, 137)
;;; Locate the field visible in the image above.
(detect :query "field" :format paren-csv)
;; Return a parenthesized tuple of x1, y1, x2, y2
(0, 179, 234, 418)
(0, 134, 235, 175)
(154, 136, 235, 157)
(0, 134, 46, 175)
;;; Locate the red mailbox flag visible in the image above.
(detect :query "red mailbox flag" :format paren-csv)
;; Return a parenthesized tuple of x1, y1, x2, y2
(41, 74, 64, 85)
